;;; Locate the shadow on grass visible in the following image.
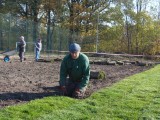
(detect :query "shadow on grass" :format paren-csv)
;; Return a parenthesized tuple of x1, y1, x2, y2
(0, 86, 61, 101)
(0, 86, 91, 108)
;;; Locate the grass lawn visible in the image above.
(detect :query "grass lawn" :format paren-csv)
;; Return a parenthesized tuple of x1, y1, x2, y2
(0, 65, 160, 120)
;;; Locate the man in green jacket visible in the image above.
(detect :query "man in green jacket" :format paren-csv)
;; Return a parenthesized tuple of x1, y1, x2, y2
(59, 43, 90, 98)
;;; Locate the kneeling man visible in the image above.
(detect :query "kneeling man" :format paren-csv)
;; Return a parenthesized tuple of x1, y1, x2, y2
(59, 43, 90, 98)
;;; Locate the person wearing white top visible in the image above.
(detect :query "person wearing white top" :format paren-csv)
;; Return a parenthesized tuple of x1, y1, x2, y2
(35, 38, 42, 61)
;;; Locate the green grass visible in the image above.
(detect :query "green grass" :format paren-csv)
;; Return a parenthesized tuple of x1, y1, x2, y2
(0, 65, 160, 120)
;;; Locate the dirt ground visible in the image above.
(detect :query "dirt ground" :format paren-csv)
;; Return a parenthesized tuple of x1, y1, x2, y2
(0, 56, 153, 109)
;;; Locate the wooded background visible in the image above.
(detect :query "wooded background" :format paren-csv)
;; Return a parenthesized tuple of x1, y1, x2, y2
(0, 0, 160, 55)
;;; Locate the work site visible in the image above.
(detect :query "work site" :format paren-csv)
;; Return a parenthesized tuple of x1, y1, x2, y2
(0, 0, 160, 120)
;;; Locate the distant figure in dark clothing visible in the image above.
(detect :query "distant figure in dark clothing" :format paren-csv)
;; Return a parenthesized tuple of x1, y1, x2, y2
(17, 36, 26, 62)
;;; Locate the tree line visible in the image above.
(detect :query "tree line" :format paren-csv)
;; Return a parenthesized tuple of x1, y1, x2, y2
(0, 0, 160, 55)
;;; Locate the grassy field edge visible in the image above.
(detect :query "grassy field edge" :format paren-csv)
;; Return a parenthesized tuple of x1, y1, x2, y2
(0, 65, 160, 120)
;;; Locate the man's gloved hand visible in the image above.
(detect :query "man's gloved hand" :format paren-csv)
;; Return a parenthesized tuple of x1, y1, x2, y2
(75, 88, 80, 93)
(72, 88, 82, 98)
(59, 86, 67, 95)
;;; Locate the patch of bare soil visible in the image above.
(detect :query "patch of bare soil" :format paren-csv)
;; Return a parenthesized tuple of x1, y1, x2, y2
(0, 57, 153, 108)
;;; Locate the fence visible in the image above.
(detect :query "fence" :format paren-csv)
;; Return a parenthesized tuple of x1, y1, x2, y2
(0, 13, 97, 58)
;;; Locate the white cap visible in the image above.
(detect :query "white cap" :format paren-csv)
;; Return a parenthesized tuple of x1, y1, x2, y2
(20, 36, 24, 40)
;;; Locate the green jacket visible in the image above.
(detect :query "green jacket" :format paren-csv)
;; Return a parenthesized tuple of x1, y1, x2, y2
(59, 53, 90, 90)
